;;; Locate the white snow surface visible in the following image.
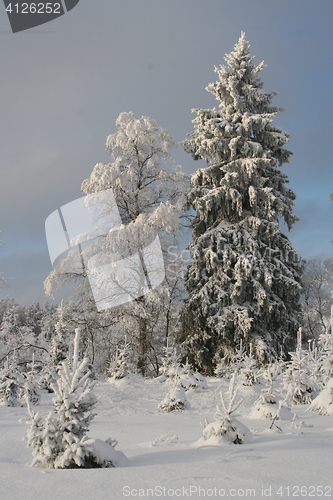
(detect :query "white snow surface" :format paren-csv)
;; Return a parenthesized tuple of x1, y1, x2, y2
(0, 374, 332, 499)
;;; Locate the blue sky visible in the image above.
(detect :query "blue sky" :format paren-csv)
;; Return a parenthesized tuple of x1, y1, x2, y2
(0, 0, 332, 305)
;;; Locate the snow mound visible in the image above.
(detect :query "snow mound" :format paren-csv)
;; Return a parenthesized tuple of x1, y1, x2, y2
(179, 371, 207, 391)
(85, 438, 129, 467)
(196, 416, 252, 446)
(309, 378, 333, 416)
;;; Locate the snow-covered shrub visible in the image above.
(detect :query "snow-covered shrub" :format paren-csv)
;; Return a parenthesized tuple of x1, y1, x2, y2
(158, 378, 188, 413)
(200, 375, 252, 445)
(309, 378, 333, 416)
(268, 400, 294, 433)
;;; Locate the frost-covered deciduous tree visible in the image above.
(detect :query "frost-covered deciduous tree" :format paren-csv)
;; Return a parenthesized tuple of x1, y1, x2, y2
(44, 113, 187, 376)
(80, 112, 187, 375)
(0, 299, 51, 368)
(301, 259, 332, 340)
(180, 32, 302, 374)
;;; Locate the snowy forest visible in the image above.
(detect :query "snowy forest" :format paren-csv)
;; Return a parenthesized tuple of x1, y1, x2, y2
(0, 33, 332, 475)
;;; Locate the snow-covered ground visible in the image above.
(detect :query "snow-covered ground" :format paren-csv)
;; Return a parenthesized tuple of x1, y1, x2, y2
(0, 375, 332, 500)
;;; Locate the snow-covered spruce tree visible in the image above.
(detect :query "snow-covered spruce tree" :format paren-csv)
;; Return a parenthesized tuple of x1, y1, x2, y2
(27, 328, 127, 468)
(50, 328, 98, 467)
(50, 313, 69, 370)
(301, 259, 333, 340)
(180, 32, 302, 374)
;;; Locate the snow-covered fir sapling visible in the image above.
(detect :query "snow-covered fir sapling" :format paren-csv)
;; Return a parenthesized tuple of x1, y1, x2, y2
(38, 363, 56, 393)
(309, 378, 333, 416)
(200, 374, 252, 445)
(108, 337, 131, 380)
(0, 358, 23, 407)
(230, 339, 247, 374)
(158, 376, 189, 413)
(27, 329, 127, 468)
(261, 361, 282, 383)
(250, 363, 292, 421)
(317, 331, 333, 387)
(306, 339, 324, 389)
(22, 355, 41, 405)
(282, 329, 318, 405)
(159, 339, 182, 380)
(214, 356, 231, 379)
(178, 358, 207, 391)
(50, 318, 69, 370)
(238, 343, 259, 386)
